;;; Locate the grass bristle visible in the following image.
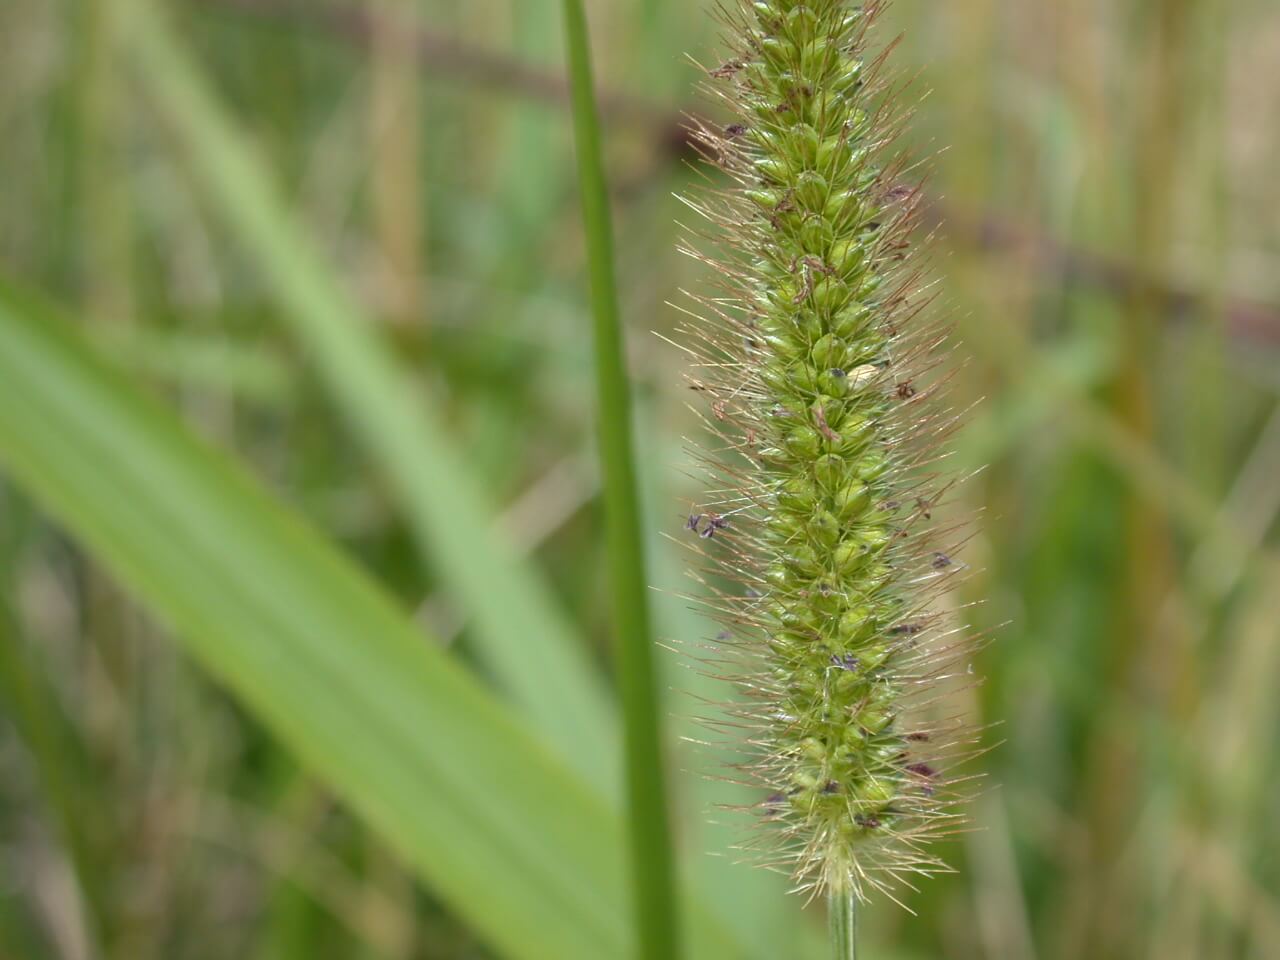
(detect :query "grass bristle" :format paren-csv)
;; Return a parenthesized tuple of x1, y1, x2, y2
(675, 0, 982, 904)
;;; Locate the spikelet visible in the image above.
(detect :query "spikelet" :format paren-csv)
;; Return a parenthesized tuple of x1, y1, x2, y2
(673, 0, 980, 905)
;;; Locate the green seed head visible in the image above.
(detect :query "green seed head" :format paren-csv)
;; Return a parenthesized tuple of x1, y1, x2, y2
(679, 0, 977, 903)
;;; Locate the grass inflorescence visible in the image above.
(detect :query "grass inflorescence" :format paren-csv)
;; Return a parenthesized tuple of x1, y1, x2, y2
(676, 0, 980, 905)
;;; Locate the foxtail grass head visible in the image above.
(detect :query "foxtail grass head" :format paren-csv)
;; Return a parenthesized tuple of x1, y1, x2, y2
(676, 0, 981, 906)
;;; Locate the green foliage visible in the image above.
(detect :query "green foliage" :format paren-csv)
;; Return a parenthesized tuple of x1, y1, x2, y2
(120, 0, 619, 794)
(0, 281, 748, 960)
(0, 0, 1277, 958)
(0, 281, 633, 960)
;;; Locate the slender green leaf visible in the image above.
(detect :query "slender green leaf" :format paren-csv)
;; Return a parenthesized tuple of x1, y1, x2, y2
(560, 3, 682, 959)
(0, 282, 745, 960)
(117, 0, 617, 794)
(0, 280, 628, 959)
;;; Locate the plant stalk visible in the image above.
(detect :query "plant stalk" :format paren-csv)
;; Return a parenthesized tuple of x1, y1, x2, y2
(560, 1, 682, 959)
(829, 887, 858, 960)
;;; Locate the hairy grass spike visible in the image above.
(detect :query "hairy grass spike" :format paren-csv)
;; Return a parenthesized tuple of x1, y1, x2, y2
(677, 0, 980, 915)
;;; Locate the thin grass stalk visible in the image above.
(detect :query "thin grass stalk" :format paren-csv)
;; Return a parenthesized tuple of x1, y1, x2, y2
(828, 887, 858, 960)
(367, 0, 425, 329)
(560, 2, 682, 959)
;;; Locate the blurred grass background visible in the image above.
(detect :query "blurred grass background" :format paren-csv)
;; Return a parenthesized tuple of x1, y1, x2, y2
(1, 0, 1279, 958)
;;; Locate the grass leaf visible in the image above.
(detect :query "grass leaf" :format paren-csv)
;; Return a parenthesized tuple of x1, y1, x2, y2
(0, 280, 748, 960)
(118, 0, 618, 794)
(0, 281, 634, 959)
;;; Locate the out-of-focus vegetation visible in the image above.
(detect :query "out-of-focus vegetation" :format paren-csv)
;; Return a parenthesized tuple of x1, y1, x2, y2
(0, 1, 1277, 958)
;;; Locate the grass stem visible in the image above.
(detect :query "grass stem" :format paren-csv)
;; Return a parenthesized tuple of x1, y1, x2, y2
(560, 2, 682, 959)
(828, 888, 858, 960)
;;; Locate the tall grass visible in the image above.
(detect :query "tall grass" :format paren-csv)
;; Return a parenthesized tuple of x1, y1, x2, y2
(0, 0, 1276, 958)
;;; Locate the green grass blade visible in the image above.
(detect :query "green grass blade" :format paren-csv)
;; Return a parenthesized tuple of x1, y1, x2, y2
(560, 3, 681, 958)
(117, 0, 617, 794)
(0, 282, 634, 960)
